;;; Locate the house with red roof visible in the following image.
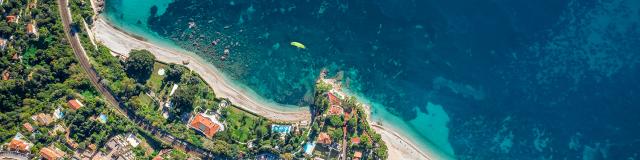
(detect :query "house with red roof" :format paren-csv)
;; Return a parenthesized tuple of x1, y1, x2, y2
(316, 132, 332, 145)
(188, 114, 222, 138)
(353, 151, 362, 160)
(351, 137, 360, 145)
(40, 147, 65, 160)
(6, 137, 33, 153)
(68, 99, 84, 110)
(26, 22, 38, 37)
(326, 93, 344, 115)
(6, 15, 17, 23)
(23, 123, 34, 132)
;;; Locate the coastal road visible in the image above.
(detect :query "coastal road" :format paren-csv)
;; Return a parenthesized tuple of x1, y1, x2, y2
(57, 0, 215, 158)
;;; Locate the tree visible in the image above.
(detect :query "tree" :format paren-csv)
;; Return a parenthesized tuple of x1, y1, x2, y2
(327, 115, 343, 127)
(125, 49, 156, 82)
(164, 63, 184, 83)
(170, 85, 196, 118)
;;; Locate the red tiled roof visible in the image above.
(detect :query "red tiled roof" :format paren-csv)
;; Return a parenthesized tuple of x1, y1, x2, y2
(68, 99, 83, 110)
(327, 93, 340, 106)
(26, 23, 36, 34)
(354, 151, 362, 159)
(2, 70, 9, 80)
(8, 139, 30, 152)
(189, 114, 220, 138)
(23, 123, 34, 132)
(329, 105, 344, 115)
(317, 132, 332, 144)
(351, 137, 360, 144)
(6, 16, 16, 23)
(40, 147, 63, 160)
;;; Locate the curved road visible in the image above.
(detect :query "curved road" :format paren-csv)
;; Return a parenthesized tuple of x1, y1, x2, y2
(57, 0, 214, 158)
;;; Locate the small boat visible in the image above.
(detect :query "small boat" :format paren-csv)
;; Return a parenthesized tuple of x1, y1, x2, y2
(290, 41, 306, 49)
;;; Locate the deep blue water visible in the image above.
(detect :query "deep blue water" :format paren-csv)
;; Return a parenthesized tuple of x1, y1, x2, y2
(106, 0, 640, 159)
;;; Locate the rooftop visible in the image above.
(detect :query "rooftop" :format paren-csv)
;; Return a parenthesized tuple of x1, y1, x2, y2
(31, 113, 54, 126)
(189, 114, 221, 138)
(351, 137, 360, 144)
(23, 123, 34, 132)
(68, 99, 84, 110)
(40, 147, 64, 160)
(316, 132, 332, 145)
(8, 138, 32, 153)
(354, 151, 362, 159)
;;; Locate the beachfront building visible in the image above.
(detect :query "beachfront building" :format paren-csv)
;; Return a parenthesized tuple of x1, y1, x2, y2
(39, 147, 65, 160)
(188, 113, 224, 138)
(67, 99, 84, 110)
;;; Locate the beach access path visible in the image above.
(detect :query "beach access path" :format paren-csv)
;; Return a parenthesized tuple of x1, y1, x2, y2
(92, 18, 311, 123)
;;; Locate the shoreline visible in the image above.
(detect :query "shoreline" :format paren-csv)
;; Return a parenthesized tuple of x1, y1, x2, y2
(92, 17, 310, 123)
(319, 77, 442, 160)
(92, 16, 442, 160)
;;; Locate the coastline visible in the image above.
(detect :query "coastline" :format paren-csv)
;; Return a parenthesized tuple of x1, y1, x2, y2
(92, 17, 310, 123)
(92, 16, 443, 160)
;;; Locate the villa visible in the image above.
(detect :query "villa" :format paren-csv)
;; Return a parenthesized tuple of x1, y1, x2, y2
(6, 15, 17, 23)
(31, 113, 54, 126)
(351, 137, 360, 145)
(40, 147, 65, 160)
(67, 99, 84, 110)
(188, 113, 223, 138)
(26, 22, 38, 37)
(22, 123, 34, 132)
(326, 93, 344, 115)
(353, 151, 362, 160)
(316, 132, 332, 145)
(6, 134, 32, 153)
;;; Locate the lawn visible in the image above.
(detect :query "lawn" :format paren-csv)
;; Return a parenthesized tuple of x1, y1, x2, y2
(146, 62, 168, 93)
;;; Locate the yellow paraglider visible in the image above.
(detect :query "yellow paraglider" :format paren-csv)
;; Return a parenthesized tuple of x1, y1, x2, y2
(290, 41, 306, 49)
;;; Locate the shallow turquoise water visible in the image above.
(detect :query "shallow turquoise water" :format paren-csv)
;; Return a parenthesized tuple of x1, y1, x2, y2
(105, 0, 640, 159)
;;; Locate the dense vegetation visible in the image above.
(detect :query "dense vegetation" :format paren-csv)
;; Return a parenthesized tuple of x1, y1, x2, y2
(0, 0, 136, 155)
(310, 80, 389, 159)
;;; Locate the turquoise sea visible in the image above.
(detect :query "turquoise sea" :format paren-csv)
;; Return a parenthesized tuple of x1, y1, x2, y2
(105, 0, 640, 159)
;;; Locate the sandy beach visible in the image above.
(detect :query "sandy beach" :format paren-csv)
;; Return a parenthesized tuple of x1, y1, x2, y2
(92, 17, 442, 160)
(92, 18, 310, 122)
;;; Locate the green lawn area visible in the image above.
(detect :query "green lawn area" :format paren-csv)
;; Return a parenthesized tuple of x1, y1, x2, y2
(137, 93, 153, 107)
(146, 62, 168, 93)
